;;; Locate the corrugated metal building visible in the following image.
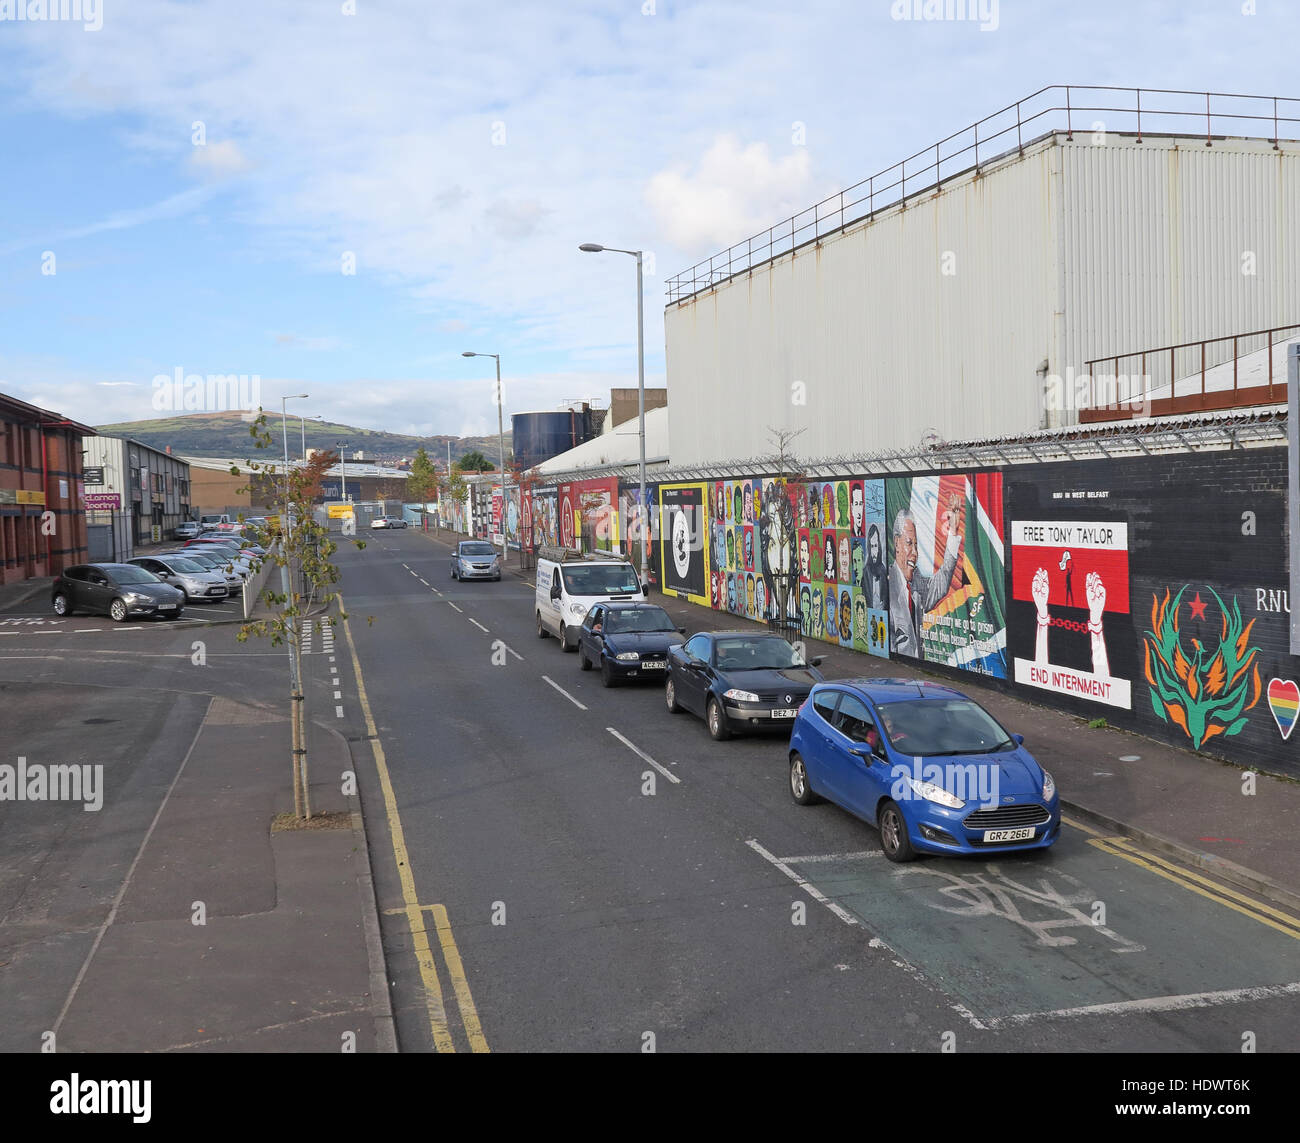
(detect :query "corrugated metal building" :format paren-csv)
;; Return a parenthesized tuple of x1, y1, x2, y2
(664, 87, 1300, 467)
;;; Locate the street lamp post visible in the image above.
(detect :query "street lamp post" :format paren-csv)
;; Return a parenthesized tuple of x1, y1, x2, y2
(579, 243, 648, 590)
(336, 441, 350, 502)
(462, 351, 509, 568)
(298, 413, 323, 460)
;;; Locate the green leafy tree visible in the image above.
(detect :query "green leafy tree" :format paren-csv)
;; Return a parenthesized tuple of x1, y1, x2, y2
(406, 447, 438, 525)
(457, 449, 494, 473)
(233, 416, 364, 819)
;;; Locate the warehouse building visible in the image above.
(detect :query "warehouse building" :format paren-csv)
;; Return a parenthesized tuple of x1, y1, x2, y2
(664, 85, 1300, 466)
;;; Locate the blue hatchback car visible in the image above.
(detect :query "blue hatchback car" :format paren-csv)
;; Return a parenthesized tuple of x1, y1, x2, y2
(788, 678, 1059, 862)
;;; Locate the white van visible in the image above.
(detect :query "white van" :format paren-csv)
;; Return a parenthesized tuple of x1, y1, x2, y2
(535, 547, 646, 651)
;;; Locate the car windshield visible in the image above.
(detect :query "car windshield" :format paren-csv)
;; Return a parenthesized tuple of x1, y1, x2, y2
(605, 609, 675, 634)
(562, 565, 640, 596)
(163, 559, 205, 573)
(112, 567, 161, 585)
(184, 555, 221, 568)
(460, 543, 496, 556)
(713, 637, 806, 670)
(876, 699, 1015, 756)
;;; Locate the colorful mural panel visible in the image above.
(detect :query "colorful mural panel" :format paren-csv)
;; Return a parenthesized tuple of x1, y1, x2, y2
(886, 473, 1006, 678)
(659, 482, 709, 606)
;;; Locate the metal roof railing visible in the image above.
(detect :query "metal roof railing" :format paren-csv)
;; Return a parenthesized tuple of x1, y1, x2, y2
(666, 85, 1300, 304)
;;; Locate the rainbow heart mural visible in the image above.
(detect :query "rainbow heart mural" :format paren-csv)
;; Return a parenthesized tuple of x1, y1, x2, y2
(1267, 678, 1300, 741)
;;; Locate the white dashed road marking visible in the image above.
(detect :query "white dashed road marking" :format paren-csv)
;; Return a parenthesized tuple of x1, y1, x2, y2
(541, 675, 587, 710)
(606, 728, 680, 785)
(468, 618, 489, 633)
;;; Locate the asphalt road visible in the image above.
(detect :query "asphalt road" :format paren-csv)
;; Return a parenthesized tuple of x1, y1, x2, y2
(337, 529, 1300, 1053)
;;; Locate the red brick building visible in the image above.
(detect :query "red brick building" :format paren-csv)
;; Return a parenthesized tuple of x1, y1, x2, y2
(0, 392, 93, 585)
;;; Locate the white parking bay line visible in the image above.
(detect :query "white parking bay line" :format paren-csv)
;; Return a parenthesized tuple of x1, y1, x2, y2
(606, 728, 680, 785)
(776, 850, 884, 864)
(335, 705, 344, 718)
(468, 618, 489, 633)
(986, 982, 1300, 1028)
(333, 690, 342, 700)
(505, 645, 522, 661)
(448, 602, 463, 613)
(745, 839, 860, 927)
(542, 675, 587, 710)
(74, 628, 99, 632)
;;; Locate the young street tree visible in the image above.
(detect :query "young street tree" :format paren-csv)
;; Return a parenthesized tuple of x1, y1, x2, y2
(406, 446, 438, 529)
(235, 417, 362, 819)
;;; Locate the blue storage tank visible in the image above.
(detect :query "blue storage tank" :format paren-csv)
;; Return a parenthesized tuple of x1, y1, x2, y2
(512, 408, 594, 470)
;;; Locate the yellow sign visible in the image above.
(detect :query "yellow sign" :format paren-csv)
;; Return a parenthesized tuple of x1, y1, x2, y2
(328, 504, 354, 519)
(0, 489, 45, 506)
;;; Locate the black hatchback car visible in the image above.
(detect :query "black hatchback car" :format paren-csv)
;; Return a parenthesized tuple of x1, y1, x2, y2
(51, 563, 186, 622)
(665, 630, 824, 740)
(577, 601, 686, 686)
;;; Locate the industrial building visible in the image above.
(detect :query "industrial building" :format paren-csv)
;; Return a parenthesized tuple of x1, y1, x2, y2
(0, 391, 91, 584)
(664, 86, 1300, 466)
(83, 437, 192, 561)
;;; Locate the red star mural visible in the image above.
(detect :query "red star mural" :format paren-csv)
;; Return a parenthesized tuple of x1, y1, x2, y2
(1188, 591, 1208, 621)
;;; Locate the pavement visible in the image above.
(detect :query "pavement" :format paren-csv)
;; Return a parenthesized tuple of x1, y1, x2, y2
(419, 527, 1300, 916)
(0, 571, 394, 1053)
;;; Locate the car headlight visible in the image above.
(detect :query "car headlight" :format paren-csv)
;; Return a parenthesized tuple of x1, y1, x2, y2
(123, 591, 150, 604)
(723, 688, 759, 703)
(906, 777, 965, 809)
(567, 602, 586, 618)
(615, 652, 640, 662)
(1042, 771, 1056, 801)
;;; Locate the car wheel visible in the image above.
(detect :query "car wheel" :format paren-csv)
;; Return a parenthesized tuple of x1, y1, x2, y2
(878, 800, 916, 863)
(109, 599, 128, 623)
(52, 593, 73, 617)
(536, 611, 548, 639)
(601, 655, 616, 687)
(789, 753, 820, 805)
(707, 697, 731, 741)
(579, 643, 591, 670)
(560, 623, 575, 652)
(665, 676, 682, 713)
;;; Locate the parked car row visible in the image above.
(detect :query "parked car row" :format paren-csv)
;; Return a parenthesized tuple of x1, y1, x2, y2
(529, 549, 1060, 864)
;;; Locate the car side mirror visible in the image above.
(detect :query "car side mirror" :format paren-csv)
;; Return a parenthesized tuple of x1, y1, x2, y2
(550, 586, 561, 601)
(1013, 733, 1025, 747)
(809, 656, 824, 667)
(678, 626, 686, 634)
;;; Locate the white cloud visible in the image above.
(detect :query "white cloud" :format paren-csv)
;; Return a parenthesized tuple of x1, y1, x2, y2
(187, 139, 253, 181)
(646, 135, 814, 254)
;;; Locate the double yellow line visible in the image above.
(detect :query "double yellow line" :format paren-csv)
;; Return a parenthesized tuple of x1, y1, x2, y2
(338, 593, 489, 1052)
(1066, 816, 1300, 942)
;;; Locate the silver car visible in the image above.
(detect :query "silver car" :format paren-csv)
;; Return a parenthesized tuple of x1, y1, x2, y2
(157, 550, 244, 592)
(451, 540, 501, 581)
(128, 555, 229, 603)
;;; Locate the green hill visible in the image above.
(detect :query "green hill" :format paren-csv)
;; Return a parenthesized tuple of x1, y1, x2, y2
(94, 411, 512, 468)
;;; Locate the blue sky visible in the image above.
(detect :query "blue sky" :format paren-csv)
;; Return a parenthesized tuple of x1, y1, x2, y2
(0, 0, 1293, 439)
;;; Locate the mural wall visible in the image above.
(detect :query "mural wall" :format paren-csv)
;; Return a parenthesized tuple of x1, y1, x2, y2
(519, 446, 1295, 777)
(1007, 448, 1291, 774)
